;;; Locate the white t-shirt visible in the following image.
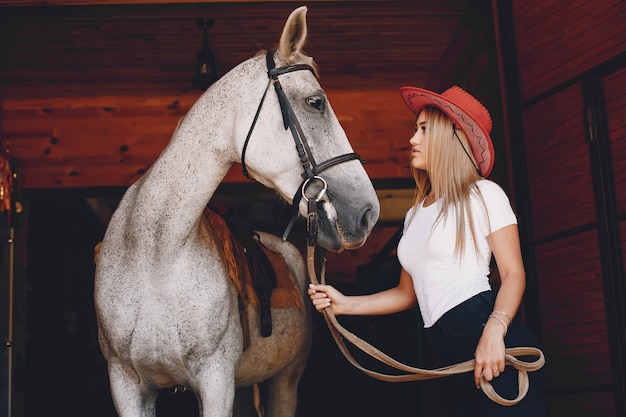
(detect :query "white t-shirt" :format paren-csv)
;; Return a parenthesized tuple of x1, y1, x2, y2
(397, 180, 517, 328)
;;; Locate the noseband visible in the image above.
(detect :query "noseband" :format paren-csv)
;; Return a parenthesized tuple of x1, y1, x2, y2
(241, 50, 362, 240)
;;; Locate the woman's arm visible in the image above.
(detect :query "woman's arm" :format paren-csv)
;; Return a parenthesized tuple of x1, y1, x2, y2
(308, 267, 417, 316)
(473, 223, 526, 388)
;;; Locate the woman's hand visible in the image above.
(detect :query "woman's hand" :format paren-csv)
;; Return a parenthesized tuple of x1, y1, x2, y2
(473, 318, 507, 388)
(308, 284, 348, 315)
(308, 269, 417, 316)
(474, 223, 525, 388)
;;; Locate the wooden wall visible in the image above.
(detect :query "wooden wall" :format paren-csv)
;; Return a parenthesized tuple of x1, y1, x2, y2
(0, 1, 469, 189)
(0, 2, 487, 417)
(502, 0, 626, 415)
(11, 0, 626, 416)
(0, 91, 415, 189)
(0, 0, 485, 299)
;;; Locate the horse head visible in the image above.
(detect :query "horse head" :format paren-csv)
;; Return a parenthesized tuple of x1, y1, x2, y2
(234, 6, 380, 252)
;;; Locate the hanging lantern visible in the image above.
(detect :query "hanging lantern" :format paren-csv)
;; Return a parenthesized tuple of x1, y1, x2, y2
(191, 18, 218, 90)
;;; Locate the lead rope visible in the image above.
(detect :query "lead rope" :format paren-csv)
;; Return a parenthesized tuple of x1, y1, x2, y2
(304, 203, 545, 406)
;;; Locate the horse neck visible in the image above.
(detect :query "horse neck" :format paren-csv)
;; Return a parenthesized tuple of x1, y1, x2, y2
(121, 55, 266, 246)
(126, 86, 249, 244)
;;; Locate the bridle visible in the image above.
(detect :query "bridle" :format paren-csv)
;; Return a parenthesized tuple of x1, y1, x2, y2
(241, 50, 362, 240)
(240, 50, 545, 407)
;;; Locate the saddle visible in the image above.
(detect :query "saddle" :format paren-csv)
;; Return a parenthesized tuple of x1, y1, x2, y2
(203, 206, 302, 348)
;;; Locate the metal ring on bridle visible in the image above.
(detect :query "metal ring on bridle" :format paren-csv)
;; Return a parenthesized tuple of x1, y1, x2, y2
(301, 176, 327, 202)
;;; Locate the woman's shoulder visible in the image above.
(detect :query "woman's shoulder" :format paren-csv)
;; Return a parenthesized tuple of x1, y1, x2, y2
(473, 179, 514, 209)
(475, 179, 508, 197)
(473, 180, 518, 226)
(403, 204, 418, 220)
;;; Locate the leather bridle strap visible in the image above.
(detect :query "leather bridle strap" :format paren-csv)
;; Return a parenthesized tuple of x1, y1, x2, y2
(241, 50, 362, 239)
(242, 50, 361, 181)
(241, 76, 273, 180)
(268, 62, 318, 179)
(280, 152, 363, 241)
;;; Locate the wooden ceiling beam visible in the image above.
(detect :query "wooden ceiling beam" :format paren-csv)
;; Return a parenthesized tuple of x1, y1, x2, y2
(0, 0, 472, 189)
(0, 0, 418, 6)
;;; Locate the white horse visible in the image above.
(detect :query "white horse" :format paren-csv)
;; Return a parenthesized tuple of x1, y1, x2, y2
(94, 6, 379, 417)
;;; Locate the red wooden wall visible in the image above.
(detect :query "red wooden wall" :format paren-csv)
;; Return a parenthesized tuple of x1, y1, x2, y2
(524, 84, 615, 414)
(505, 0, 626, 415)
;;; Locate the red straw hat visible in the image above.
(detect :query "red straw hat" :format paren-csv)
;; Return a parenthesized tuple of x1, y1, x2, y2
(399, 86, 494, 177)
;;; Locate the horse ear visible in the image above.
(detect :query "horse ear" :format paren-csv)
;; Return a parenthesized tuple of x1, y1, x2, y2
(278, 6, 308, 63)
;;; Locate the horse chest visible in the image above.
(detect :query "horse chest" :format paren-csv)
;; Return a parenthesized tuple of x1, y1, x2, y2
(98, 247, 241, 346)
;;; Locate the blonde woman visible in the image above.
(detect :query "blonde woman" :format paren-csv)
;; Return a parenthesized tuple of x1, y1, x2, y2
(309, 86, 546, 416)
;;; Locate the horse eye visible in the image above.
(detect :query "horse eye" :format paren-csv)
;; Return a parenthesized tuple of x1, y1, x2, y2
(306, 96, 325, 112)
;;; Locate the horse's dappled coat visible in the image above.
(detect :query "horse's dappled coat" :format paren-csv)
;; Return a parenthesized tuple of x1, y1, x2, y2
(94, 6, 379, 417)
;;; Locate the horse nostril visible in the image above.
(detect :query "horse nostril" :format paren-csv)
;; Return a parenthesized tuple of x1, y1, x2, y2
(359, 205, 377, 234)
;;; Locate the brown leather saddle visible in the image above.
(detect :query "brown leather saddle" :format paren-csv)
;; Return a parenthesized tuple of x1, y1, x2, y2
(204, 206, 301, 348)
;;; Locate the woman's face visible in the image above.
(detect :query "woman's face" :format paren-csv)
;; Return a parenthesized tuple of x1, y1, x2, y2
(409, 110, 429, 171)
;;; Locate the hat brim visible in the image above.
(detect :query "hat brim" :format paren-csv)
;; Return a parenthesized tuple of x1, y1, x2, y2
(399, 86, 494, 177)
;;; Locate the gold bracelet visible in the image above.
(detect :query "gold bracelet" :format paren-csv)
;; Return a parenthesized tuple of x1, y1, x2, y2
(488, 314, 508, 337)
(491, 310, 512, 324)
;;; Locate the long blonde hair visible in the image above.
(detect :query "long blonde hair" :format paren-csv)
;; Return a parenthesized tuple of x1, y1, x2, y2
(411, 106, 486, 258)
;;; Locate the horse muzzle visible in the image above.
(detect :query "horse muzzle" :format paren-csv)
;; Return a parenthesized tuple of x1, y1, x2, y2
(315, 197, 379, 252)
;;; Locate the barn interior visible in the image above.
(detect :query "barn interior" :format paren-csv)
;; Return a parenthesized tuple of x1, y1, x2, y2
(1, 1, 626, 416)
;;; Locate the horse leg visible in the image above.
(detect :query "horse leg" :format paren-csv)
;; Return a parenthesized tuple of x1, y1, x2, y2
(108, 360, 159, 417)
(261, 361, 307, 417)
(193, 361, 237, 417)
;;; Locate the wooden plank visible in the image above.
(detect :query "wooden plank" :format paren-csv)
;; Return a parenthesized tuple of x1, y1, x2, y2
(0, 87, 415, 188)
(0, 2, 471, 188)
(512, 0, 626, 101)
(0, 0, 422, 5)
(523, 83, 596, 238)
(1, 95, 200, 112)
(532, 228, 614, 390)
(0, 2, 465, 99)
